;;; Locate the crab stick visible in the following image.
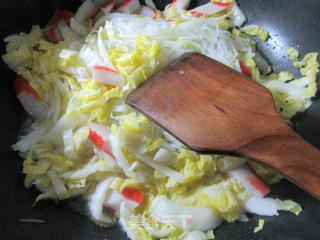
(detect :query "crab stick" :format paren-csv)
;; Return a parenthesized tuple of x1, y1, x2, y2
(88, 123, 116, 159)
(211, 0, 234, 7)
(136, 5, 157, 19)
(228, 164, 270, 197)
(14, 75, 47, 120)
(100, 0, 116, 14)
(88, 177, 115, 223)
(189, 1, 232, 17)
(46, 28, 63, 43)
(121, 187, 144, 204)
(47, 10, 74, 27)
(239, 61, 252, 78)
(113, 0, 140, 14)
(93, 1, 116, 28)
(103, 187, 144, 212)
(165, 0, 191, 16)
(94, 15, 109, 29)
(45, 10, 74, 43)
(244, 196, 279, 216)
(166, 0, 190, 10)
(93, 65, 124, 86)
(92, 1, 116, 21)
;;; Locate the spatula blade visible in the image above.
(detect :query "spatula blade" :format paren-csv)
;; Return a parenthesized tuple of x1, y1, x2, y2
(126, 52, 289, 153)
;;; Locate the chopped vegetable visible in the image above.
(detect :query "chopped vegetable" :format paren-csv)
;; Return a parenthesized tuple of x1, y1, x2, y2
(189, 2, 230, 17)
(88, 177, 115, 224)
(136, 6, 157, 19)
(254, 219, 265, 233)
(33, 192, 58, 206)
(276, 199, 302, 215)
(47, 170, 70, 199)
(211, 0, 234, 7)
(70, 18, 89, 36)
(150, 195, 223, 231)
(230, 2, 246, 26)
(241, 24, 269, 42)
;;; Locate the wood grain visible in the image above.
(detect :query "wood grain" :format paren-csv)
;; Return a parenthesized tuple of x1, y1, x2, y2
(127, 52, 320, 201)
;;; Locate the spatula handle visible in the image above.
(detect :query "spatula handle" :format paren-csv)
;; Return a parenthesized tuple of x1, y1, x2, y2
(236, 133, 320, 201)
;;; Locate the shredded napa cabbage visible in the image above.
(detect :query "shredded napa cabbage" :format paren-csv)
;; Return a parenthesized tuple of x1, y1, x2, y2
(254, 219, 265, 233)
(241, 25, 269, 42)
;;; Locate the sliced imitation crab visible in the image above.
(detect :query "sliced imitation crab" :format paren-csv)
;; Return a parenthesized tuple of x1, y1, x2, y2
(88, 177, 144, 223)
(189, 1, 233, 17)
(88, 123, 116, 160)
(228, 164, 270, 197)
(92, 65, 124, 86)
(113, 0, 140, 14)
(45, 10, 74, 43)
(93, 1, 116, 27)
(14, 75, 48, 120)
(103, 187, 144, 212)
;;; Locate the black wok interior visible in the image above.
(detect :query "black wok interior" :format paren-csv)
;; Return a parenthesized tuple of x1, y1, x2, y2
(0, 0, 319, 239)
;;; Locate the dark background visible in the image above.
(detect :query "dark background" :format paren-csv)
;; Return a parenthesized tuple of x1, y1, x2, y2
(0, 0, 320, 239)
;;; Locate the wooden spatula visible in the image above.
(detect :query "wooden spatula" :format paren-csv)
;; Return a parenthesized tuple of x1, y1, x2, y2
(126, 52, 320, 201)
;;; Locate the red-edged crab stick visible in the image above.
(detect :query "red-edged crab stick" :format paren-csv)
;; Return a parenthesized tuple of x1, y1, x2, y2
(114, 0, 140, 14)
(164, 0, 190, 18)
(93, 65, 124, 86)
(45, 10, 74, 43)
(228, 164, 270, 197)
(88, 123, 116, 160)
(14, 75, 48, 120)
(92, 0, 116, 22)
(189, 1, 233, 17)
(103, 187, 144, 212)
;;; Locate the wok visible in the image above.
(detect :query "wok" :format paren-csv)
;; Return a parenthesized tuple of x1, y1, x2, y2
(0, 0, 319, 239)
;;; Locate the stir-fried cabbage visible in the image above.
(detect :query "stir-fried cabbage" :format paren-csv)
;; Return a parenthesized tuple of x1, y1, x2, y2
(3, 0, 317, 239)
(254, 219, 265, 233)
